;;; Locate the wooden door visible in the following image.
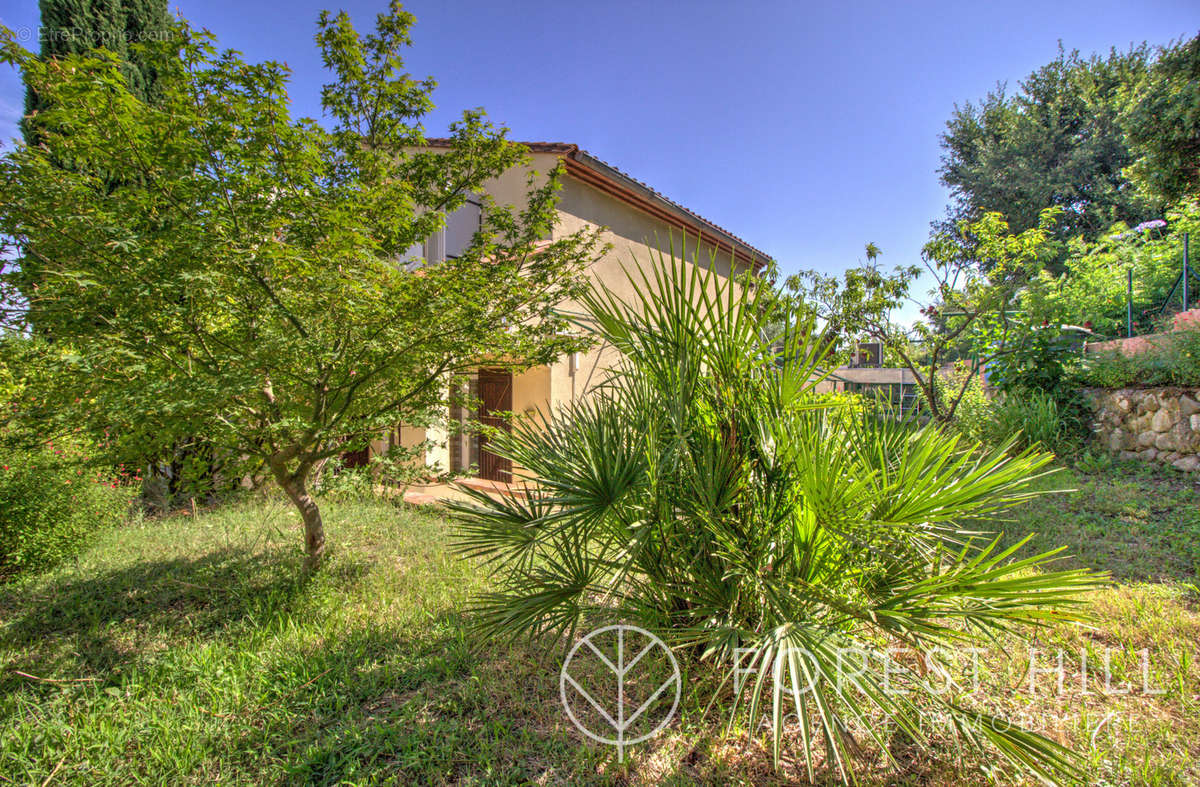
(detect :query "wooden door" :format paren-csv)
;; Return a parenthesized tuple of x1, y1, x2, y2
(341, 445, 370, 469)
(477, 368, 513, 482)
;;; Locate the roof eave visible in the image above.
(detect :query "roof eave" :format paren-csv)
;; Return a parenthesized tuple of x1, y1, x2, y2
(421, 138, 771, 271)
(563, 149, 770, 271)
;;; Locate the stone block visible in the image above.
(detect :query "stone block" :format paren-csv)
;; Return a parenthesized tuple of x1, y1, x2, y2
(1173, 456, 1200, 472)
(1152, 408, 1175, 433)
(1180, 396, 1200, 416)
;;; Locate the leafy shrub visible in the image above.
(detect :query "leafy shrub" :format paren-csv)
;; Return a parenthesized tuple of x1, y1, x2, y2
(313, 444, 435, 501)
(312, 457, 374, 501)
(453, 254, 1102, 783)
(0, 440, 135, 579)
(987, 324, 1080, 395)
(936, 364, 995, 443)
(932, 349, 1084, 455)
(1024, 201, 1200, 337)
(1077, 328, 1200, 388)
(946, 380, 1079, 456)
(989, 390, 1075, 454)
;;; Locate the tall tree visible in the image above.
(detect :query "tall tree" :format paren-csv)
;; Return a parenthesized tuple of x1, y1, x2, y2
(795, 209, 1060, 423)
(0, 3, 601, 568)
(24, 0, 172, 145)
(1123, 34, 1200, 205)
(21, 2, 194, 506)
(936, 44, 1159, 272)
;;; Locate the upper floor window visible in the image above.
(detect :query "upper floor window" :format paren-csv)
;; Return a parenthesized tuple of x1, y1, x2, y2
(399, 195, 483, 268)
(444, 196, 482, 260)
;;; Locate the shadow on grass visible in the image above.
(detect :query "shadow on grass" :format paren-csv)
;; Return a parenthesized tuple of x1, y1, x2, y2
(0, 546, 367, 691)
(243, 612, 597, 785)
(0, 545, 594, 782)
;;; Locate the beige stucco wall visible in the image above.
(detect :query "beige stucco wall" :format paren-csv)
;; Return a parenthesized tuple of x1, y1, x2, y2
(465, 151, 755, 413)
(471, 151, 560, 221)
(512, 364, 552, 419)
(548, 174, 753, 411)
(508, 366, 551, 481)
(370, 425, 430, 466)
(391, 149, 759, 476)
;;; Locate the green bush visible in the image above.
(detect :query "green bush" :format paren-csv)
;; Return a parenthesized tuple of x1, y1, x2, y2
(1077, 328, 1200, 388)
(989, 390, 1076, 454)
(0, 440, 135, 579)
(1024, 202, 1200, 338)
(986, 325, 1080, 395)
(312, 445, 433, 502)
(939, 366, 995, 443)
(932, 359, 1084, 456)
(311, 457, 375, 501)
(949, 384, 1080, 457)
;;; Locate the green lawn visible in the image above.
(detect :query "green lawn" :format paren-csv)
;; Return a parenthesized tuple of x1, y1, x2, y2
(1, 461, 1198, 785)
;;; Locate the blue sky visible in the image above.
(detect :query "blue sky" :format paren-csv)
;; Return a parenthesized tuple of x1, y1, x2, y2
(1, 0, 1196, 322)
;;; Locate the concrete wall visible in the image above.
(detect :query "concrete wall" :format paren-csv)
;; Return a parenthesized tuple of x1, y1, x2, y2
(1085, 387, 1200, 472)
(829, 367, 917, 385)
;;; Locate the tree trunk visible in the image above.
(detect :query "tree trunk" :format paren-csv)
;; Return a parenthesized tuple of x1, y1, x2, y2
(273, 466, 326, 569)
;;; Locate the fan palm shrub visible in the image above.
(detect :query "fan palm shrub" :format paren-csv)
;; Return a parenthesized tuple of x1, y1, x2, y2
(452, 249, 1105, 783)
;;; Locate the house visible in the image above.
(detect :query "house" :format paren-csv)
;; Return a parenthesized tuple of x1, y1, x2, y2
(812, 340, 920, 416)
(374, 141, 771, 484)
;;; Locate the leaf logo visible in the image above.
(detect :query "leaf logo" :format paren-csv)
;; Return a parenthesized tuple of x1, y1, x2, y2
(559, 624, 681, 762)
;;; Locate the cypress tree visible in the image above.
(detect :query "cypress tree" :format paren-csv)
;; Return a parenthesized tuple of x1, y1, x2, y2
(23, 0, 172, 144)
(19, 1, 197, 507)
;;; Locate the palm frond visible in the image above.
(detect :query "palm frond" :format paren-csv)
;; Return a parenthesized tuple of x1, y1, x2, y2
(451, 242, 1103, 784)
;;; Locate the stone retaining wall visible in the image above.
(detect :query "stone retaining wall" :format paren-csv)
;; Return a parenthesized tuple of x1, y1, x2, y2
(1084, 387, 1200, 472)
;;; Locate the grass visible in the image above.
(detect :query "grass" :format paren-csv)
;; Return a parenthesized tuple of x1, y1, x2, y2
(1003, 456, 1200, 583)
(0, 461, 1198, 785)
